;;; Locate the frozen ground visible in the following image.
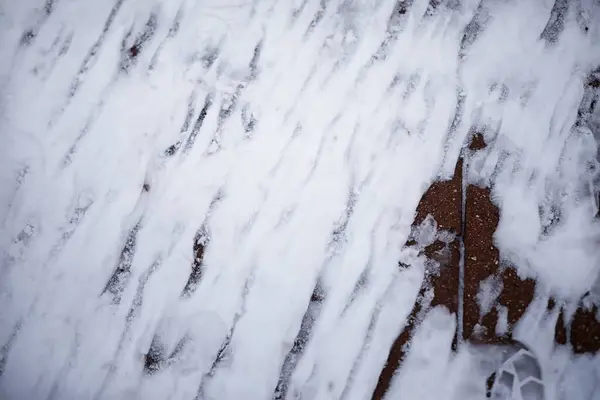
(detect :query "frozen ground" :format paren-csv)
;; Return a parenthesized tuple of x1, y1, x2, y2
(0, 0, 599, 399)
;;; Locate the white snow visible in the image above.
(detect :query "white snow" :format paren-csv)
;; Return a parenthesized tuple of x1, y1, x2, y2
(0, 0, 599, 399)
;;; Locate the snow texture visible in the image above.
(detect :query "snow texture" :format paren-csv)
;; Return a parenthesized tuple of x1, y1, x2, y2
(0, 0, 599, 399)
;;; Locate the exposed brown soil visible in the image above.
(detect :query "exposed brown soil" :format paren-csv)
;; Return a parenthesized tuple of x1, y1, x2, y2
(496, 268, 536, 328)
(463, 185, 500, 340)
(370, 282, 428, 400)
(428, 239, 460, 317)
(372, 159, 462, 400)
(568, 305, 600, 353)
(469, 132, 487, 151)
(555, 303, 600, 354)
(462, 185, 537, 343)
(371, 132, 600, 399)
(413, 158, 462, 234)
(417, 159, 462, 337)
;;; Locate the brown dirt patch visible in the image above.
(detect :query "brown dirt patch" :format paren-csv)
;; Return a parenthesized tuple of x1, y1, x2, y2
(497, 268, 536, 328)
(463, 185, 501, 341)
(469, 132, 487, 151)
(371, 142, 600, 399)
(555, 302, 600, 353)
(373, 159, 462, 400)
(413, 159, 463, 234)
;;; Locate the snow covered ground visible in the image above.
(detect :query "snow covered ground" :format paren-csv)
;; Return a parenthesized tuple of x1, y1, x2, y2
(0, 0, 599, 399)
